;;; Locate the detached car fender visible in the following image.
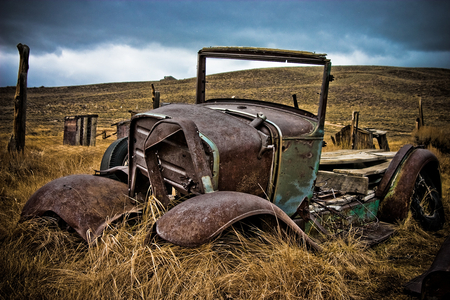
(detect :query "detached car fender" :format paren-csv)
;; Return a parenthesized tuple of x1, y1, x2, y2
(21, 174, 140, 243)
(155, 191, 320, 251)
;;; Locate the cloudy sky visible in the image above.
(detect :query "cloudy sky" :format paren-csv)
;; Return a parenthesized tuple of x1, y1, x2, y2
(1, 0, 449, 87)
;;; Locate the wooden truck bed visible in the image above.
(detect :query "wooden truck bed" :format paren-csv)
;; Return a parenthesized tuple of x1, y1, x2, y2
(307, 149, 397, 246)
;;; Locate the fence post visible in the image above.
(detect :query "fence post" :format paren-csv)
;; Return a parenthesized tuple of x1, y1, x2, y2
(152, 84, 160, 109)
(8, 43, 30, 153)
(418, 97, 424, 129)
(351, 111, 359, 149)
(292, 94, 299, 109)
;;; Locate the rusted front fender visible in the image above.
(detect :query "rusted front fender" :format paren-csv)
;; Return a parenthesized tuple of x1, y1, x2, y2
(375, 144, 414, 199)
(20, 174, 140, 243)
(155, 191, 320, 251)
(378, 147, 441, 223)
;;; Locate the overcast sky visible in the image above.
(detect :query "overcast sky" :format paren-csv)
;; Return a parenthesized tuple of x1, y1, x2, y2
(1, 0, 449, 87)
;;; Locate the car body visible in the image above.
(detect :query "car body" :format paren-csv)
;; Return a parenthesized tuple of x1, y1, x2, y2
(21, 47, 444, 250)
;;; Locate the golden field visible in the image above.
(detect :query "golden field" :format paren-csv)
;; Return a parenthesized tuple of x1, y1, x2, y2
(0, 65, 450, 299)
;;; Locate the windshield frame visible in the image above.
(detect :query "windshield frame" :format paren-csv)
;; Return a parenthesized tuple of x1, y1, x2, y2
(195, 47, 332, 130)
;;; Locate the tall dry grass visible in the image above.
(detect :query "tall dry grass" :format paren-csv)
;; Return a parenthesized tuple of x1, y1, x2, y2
(413, 125, 450, 154)
(1, 131, 449, 299)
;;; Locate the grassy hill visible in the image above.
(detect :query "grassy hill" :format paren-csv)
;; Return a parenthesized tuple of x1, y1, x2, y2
(1, 65, 450, 299)
(1, 65, 449, 141)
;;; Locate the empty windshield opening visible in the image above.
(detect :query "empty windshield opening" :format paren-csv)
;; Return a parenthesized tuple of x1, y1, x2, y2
(204, 58, 324, 115)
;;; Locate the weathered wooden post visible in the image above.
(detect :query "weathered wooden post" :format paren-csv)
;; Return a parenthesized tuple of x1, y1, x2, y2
(8, 44, 30, 153)
(416, 97, 424, 131)
(292, 94, 299, 109)
(351, 111, 359, 149)
(152, 84, 160, 109)
(330, 135, 336, 146)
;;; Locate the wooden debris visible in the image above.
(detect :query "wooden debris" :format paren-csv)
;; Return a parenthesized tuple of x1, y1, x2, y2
(332, 160, 392, 177)
(332, 112, 390, 151)
(320, 149, 396, 165)
(317, 170, 369, 195)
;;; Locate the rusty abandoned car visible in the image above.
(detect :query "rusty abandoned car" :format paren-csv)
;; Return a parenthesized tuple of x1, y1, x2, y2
(21, 47, 445, 254)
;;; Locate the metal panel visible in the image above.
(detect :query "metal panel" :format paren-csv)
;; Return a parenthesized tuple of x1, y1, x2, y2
(273, 138, 323, 216)
(155, 191, 320, 251)
(20, 175, 139, 243)
(134, 104, 273, 199)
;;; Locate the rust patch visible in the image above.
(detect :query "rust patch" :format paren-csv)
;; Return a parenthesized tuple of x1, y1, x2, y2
(21, 174, 139, 243)
(155, 191, 321, 251)
(378, 148, 440, 223)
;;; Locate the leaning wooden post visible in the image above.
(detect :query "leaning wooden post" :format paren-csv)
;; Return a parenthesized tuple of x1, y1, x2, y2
(292, 94, 299, 109)
(8, 44, 30, 153)
(351, 111, 359, 150)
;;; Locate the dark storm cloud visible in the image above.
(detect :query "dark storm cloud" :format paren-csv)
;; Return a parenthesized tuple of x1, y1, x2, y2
(2, 0, 449, 54)
(0, 0, 260, 53)
(0, 0, 449, 87)
(0, 1, 183, 53)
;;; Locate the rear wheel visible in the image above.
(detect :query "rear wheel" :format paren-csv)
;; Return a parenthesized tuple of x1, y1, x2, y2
(100, 137, 128, 183)
(410, 172, 445, 231)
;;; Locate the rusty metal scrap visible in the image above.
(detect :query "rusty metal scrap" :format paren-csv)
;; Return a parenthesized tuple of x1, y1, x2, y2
(129, 104, 274, 200)
(20, 174, 139, 243)
(144, 117, 215, 206)
(405, 234, 450, 298)
(155, 191, 321, 251)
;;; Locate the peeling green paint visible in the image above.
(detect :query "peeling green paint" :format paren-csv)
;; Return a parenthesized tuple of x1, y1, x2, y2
(273, 138, 323, 216)
(199, 132, 220, 190)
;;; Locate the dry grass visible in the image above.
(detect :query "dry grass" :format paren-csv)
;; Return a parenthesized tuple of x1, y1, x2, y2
(1, 66, 450, 299)
(1, 131, 449, 300)
(413, 125, 450, 154)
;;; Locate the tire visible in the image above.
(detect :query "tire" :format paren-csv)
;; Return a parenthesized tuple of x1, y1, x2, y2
(410, 172, 445, 231)
(100, 137, 128, 183)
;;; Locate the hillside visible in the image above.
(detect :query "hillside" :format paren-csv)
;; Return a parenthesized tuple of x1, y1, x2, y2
(1, 65, 449, 144)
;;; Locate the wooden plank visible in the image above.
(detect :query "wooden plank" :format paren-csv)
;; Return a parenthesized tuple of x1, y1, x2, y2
(75, 117, 81, 146)
(316, 170, 369, 194)
(89, 116, 97, 146)
(377, 134, 390, 151)
(81, 116, 88, 146)
(320, 150, 396, 165)
(332, 160, 391, 177)
(322, 149, 385, 157)
(366, 128, 387, 135)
